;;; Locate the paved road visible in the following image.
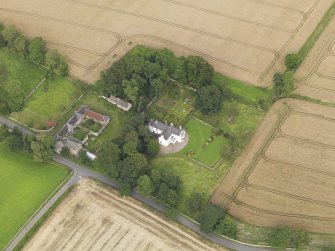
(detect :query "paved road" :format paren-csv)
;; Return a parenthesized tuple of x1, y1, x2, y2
(1, 116, 273, 251)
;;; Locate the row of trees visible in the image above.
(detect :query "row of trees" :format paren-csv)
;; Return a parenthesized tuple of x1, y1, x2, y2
(0, 126, 53, 162)
(96, 46, 222, 114)
(0, 23, 68, 76)
(0, 23, 69, 115)
(269, 226, 310, 250)
(272, 53, 300, 98)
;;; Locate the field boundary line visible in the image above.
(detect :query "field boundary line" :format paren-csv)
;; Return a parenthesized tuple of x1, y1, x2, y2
(24, 78, 46, 102)
(162, 0, 298, 32)
(3, 169, 74, 251)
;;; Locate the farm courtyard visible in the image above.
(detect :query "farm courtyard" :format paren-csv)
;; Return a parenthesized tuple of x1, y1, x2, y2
(0, 0, 333, 85)
(0, 141, 69, 250)
(23, 179, 225, 251)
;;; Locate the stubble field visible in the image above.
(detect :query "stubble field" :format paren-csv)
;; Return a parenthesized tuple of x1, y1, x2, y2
(295, 8, 335, 102)
(24, 179, 224, 251)
(0, 0, 332, 85)
(211, 99, 335, 234)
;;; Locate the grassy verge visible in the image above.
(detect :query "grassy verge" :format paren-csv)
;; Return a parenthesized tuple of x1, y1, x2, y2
(0, 142, 69, 250)
(212, 73, 272, 106)
(298, 2, 335, 61)
(13, 185, 76, 251)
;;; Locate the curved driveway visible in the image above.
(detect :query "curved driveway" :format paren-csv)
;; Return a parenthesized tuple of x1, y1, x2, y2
(1, 116, 273, 251)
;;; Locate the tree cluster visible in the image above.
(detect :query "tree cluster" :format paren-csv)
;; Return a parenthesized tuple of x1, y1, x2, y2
(96, 46, 218, 113)
(0, 126, 53, 162)
(269, 226, 310, 249)
(197, 204, 238, 238)
(0, 23, 68, 76)
(273, 71, 294, 98)
(0, 23, 69, 114)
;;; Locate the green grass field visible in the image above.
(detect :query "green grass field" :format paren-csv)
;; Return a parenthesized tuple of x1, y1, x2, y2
(174, 118, 226, 167)
(212, 73, 272, 106)
(11, 76, 81, 129)
(0, 49, 46, 96)
(0, 142, 69, 249)
(152, 156, 230, 219)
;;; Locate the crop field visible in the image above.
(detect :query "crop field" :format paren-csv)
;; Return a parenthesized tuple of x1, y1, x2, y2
(0, 142, 69, 250)
(23, 179, 224, 251)
(211, 99, 335, 234)
(0, 0, 332, 85)
(295, 8, 335, 102)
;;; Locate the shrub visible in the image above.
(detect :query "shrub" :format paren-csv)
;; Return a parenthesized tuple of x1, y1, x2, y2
(269, 226, 291, 248)
(200, 205, 225, 233)
(285, 53, 301, 70)
(216, 215, 238, 239)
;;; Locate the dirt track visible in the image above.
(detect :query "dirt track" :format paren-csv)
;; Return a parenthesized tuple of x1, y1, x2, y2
(211, 99, 335, 234)
(0, 0, 332, 85)
(24, 179, 223, 251)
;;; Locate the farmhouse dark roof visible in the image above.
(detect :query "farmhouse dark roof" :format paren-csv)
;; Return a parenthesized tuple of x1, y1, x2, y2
(57, 125, 69, 138)
(108, 95, 132, 110)
(149, 119, 183, 137)
(68, 113, 81, 125)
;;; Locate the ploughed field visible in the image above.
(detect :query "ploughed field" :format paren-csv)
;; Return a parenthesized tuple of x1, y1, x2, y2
(24, 179, 224, 251)
(211, 99, 335, 234)
(0, 0, 332, 85)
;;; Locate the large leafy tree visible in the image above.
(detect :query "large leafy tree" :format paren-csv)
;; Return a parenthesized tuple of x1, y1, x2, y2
(45, 49, 68, 76)
(31, 133, 54, 162)
(14, 35, 27, 56)
(200, 205, 225, 233)
(28, 37, 46, 64)
(186, 56, 214, 88)
(195, 85, 223, 114)
(136, 175, 153, 197)
(1, 25, 19, 49)
(4, 79, 26, 112)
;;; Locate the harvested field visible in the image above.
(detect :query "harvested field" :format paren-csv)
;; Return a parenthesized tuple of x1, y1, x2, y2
(0, 0, 332, 85)
(210, 99, 335, 234)
(24, 179, 224, 251)
(295, 7, 335, 102)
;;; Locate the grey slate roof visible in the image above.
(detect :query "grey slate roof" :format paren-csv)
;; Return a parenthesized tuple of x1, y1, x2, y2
(108, 95, 132, 110)
(149, 119, 183, 138)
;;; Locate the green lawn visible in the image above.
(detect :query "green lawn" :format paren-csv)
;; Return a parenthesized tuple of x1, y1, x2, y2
(11, 76, 81, 129)
(173, 118, 226, 166)
(82, 95, 126, 152)
(0, 48, 46, 96)
(0, 142, 69, 249)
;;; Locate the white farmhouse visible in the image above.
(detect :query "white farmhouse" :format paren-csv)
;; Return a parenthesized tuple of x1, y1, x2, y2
(149, 120, 186, 146)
